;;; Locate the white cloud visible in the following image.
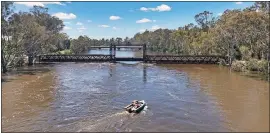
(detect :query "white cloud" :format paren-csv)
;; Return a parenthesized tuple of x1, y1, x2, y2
(52, 12, 76, 20)
(140, 7, 148, 11)
(15, 2, 65, 7)
(153, 20, 157, 22)
(87, 20, 92, 22)
(109, 16, 121, 20)
(112, 27, 118, 30)
(63, 26, 72, 30)
(136, 18, 152, 23)
(139, 29, 146, 33)
(151, 25, 161, 31)
(64, 22, 71, 24)
(217, 13, 222, 16)
(156, 4, 172, 12)
(77, 26, 87, 32)
(76, 22, 83, 25)
(236, 2, 243, 4)
(98, 25, 110, 28)
(77, 27, 86, 30)
(140, 4, 171, 12)
(139, 25, 162, 33)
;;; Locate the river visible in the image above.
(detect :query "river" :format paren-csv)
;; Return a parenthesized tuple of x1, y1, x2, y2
(1, 49, 269, 132)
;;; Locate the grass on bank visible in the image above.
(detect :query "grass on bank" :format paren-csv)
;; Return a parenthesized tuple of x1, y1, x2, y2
(55, 49, 73, 55)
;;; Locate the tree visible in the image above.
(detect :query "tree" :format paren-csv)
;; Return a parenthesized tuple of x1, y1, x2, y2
(195, 11, 215, 32)
(254, 1, 270, 13)
(1, 2, 16, 72)
(116, 37, 122, 44)
(70, 36, 91, 54)
(9, 12, 49, 65)
(124, 37, 129, 45)
(2, 3, 66, 72)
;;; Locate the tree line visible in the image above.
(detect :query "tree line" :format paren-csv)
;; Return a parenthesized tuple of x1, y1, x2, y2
(70, 36, 132, 54)
(132, 2, 269, 76)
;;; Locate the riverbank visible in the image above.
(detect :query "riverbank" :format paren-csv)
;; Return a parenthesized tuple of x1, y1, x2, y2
(231, 59, 269, 81)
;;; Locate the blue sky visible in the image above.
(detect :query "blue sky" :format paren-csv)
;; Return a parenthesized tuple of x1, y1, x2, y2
(14, 1, 254, 39)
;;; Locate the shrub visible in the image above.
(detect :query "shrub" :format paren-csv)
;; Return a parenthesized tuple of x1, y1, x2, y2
(257, 60, 268, 73)
(239, 45, 250, 60)
(231, 60, 247, 72)
(246, 58, 259, 71)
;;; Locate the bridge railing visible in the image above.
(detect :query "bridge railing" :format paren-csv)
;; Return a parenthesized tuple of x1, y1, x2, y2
(38, 54, 227, 64)
(145, 55, 226, 64)
(39, 54, 113, 62)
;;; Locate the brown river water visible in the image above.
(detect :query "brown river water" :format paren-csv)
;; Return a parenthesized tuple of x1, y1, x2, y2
(1, 50, 269, 132)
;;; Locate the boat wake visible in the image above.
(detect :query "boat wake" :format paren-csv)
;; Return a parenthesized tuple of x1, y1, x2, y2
(78, 106, 150, 132)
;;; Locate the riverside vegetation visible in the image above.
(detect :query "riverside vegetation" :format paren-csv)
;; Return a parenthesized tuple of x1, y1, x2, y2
(1, 2, 269, 79)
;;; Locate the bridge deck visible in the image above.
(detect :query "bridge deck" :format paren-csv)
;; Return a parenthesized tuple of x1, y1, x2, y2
(145, 55, 223, 64)
(115, 57, 143, 61)
(39, 54, 225, 64)
(90, 45, 143, 48)
(39, 54, 112, 62)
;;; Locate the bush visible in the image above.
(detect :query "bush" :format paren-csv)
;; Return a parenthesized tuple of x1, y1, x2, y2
(231, 60, 247, 72)
(257, 60, 268, 73)
(232, 59, 269, 75)
(218, 58, 227, 66)
(246, 58, 259, 71)
(239, 45, 250, 60)
(56, 49, 73, 55)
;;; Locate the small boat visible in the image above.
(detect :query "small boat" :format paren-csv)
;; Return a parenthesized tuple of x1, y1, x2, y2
(124, 100, 146, 113)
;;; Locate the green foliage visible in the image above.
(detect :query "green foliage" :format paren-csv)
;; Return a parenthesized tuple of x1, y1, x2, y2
(246, 59, 268, 73)
(1, 2, 66, 72)
(70, 36, 91, 54)
(232, 59, 268, 74)
(132, 2, 269, 76)
(231, 61, 247, 72)
(55, 49, 73, 55)
(239, 45, 250, 60)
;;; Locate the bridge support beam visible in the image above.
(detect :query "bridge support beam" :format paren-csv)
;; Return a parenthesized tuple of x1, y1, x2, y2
(110, 43, 113, 62)
(113, 44, 116, 63)
(143, 43, 146, 63)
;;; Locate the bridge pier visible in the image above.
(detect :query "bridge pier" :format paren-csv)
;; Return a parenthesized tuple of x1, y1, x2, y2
(110, 43, 113, 62)
(113, 44, 116, 63)
(143, 43, 146, 63)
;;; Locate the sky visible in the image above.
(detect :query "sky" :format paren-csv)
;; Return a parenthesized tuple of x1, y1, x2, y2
(13, 1, 254, 39)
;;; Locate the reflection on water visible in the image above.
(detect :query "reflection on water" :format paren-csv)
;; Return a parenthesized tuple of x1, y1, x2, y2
(1, 50, 269, 132)
(89, 48, 143, 65)
(88, 48, 142, 57)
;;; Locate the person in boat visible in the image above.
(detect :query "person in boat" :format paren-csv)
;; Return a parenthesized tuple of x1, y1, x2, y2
(126, 100, 140, 112)
(133, 100, 141, 107)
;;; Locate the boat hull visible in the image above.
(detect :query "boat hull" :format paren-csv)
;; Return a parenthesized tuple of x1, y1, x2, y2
(131, 100, 146, 113)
